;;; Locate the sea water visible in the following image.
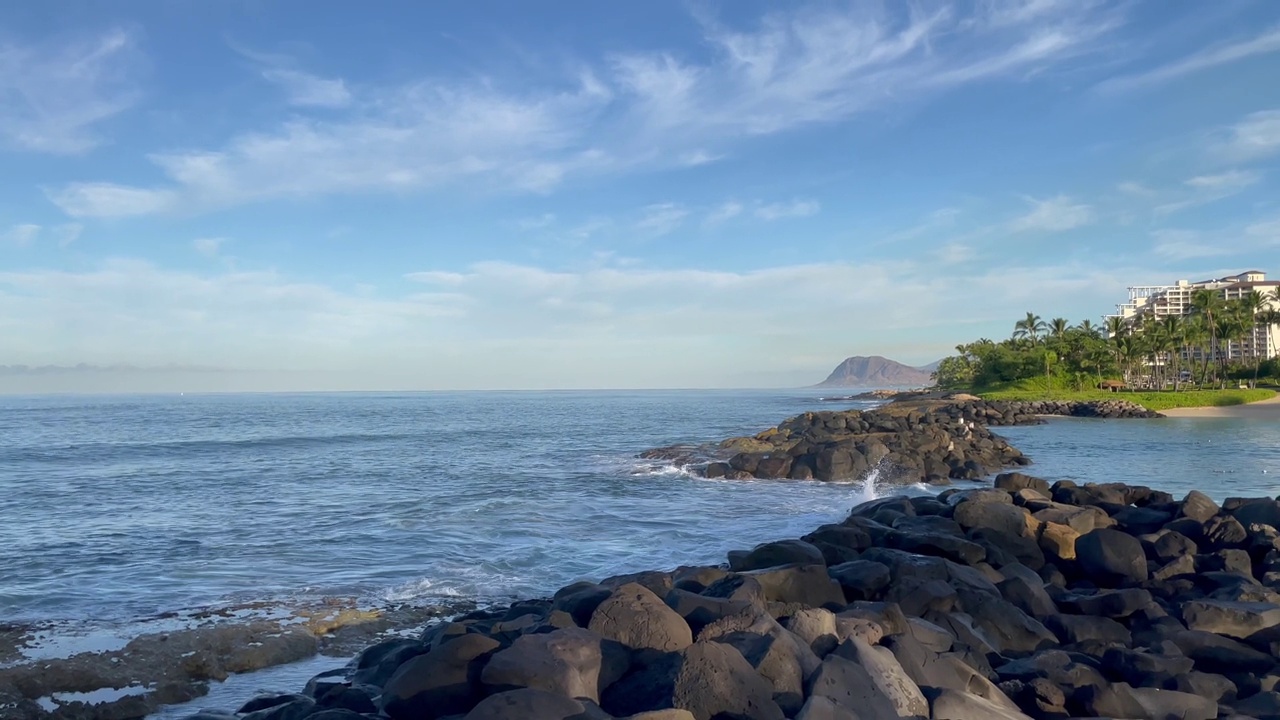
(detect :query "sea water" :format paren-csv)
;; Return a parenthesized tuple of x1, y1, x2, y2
(2, 391, 1278, 714)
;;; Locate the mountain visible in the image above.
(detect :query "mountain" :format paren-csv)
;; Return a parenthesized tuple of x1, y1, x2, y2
(814, 355, 938, 388)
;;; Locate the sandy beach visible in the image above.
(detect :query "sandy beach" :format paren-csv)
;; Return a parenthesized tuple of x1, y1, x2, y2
(1161, 391, 1280, 418)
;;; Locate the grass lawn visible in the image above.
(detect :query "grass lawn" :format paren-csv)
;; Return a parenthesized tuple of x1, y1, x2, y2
(978, 386, 1277, 411)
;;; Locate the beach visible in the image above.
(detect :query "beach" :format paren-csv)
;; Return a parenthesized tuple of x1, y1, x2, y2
(1160, 392, 1280, 419)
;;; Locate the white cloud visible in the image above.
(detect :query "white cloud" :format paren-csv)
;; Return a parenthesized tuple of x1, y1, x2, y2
(0, 29, 139, 154)
(1, 252, 1143, 390)
(1098, 25, 1280, 92)
(48, 3, 1124, 216)
(48, 183, 177, 218)
(192, 237, 225, 257)
(937, 243, 975, 264)
(704, 201, 744, 225)
(634, 203, 690, 236)
(1154, 169, 1261, 215)
(3, 224, 40, 247)
(1009, 195, 1094, 232)
(755, 199, 820, 221)
(1117, 181, 1156, 197)
(54, 223, 83, 247)
(261, 68, 352, 108)
(1218, 109, 1280, 162)
(1150, 229, 1224, 260)
(517, 213, 557, 230)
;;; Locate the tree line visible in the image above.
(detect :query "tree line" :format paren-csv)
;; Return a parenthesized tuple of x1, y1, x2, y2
(933, 287, 1280, 391)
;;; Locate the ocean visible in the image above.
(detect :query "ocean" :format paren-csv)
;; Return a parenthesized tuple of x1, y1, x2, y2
(2, 390, 1279, 714)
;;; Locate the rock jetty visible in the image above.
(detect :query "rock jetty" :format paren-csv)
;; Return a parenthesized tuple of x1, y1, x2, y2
(166, 477, 1280, 720)
(641, 399, 1159, 484)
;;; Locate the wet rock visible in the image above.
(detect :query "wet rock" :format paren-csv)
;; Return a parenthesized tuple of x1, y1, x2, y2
(663, 589, 753, 634)
(239, 696, 315, 720)
(1179, 491, 1220, 524)
(553, 583, 613, 628)
(827, 560, 891, 601)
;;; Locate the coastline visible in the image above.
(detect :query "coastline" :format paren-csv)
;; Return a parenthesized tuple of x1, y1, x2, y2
(1160, 392, 1280, 418)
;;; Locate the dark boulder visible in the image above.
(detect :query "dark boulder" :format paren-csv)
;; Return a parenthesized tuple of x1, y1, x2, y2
(1075, 528, 1149, 585)
(462, 688, 602, 720)
(1058, 588, 1153, 618)
(1203, 514, 1249, 550)
(827, 560, 891, 600)
(553, 583, 613, 628)
(380, 633, 501, 720)
(1179, 490, 1220, 523)
(1045, 613, 1132, 646)
(663, 588, 753, 634)
(601, 641, 784, 720)
(729, 539, 825, 572)
(744, 564, 845, 607)
(805, 653, 900, 720)
(1100, 647, 1194, 687)
(1181, 599, 1280, 640)
(994, 472, 1050, 494)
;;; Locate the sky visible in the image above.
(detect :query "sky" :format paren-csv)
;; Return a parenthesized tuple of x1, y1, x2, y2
(2, 0, 1280, 393)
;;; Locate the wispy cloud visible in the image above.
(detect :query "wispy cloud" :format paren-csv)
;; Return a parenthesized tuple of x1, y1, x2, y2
(192, 237, 225, 257)
(517, 213, 557, 230)
(54, 223, 83, 247)
(634, 203, 690, 236)
(0, 29, 140, 154)
(1154, 169, 1261, 215)
(1150, 229, 1224, 260)
(1217, 109, 1280, 162)
(48, 3, 1124, 217)
(1117, 181, 1156, 197)
(261, 68, 352, 108)
(1009, 195, 1094, 232)
(704, 201, 744, 226)
(3, 224, 41, 247)
(755, 199, 820, 221)
(1098, 25, 1280, 92)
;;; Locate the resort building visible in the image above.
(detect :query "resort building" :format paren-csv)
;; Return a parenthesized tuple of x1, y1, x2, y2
(1107, 270, 1280, 361)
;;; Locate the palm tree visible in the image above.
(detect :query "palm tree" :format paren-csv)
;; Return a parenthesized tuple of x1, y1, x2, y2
(1190, 289, 1225, 385)
(1076, 319, 1101, 338)
(1050, 318, 1070, 339)
(1239, 290, 1269, 385)
(1183, 315, 1211, 387)
(1013, 312, 1047, 345)
(1260, 307, 1280, 377)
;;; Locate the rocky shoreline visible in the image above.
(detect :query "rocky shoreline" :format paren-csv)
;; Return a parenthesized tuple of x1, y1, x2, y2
(134, 474, 1280, 720)
(640, 398, 1159, 484)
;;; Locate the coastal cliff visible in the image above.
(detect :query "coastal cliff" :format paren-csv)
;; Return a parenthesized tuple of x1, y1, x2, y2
(815, 356, 938, 388)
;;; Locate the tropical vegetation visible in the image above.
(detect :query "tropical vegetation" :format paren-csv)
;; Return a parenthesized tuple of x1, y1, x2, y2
(932, 287, 1280, 397)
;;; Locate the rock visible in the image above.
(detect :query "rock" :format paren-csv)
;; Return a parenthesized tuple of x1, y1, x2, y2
(1129, 687, 1218, 720)
(663, 589, 753, 633)
(1173, 630, 1278, 674)
(1143, 529, 1199, 564)
(1171, 671, 1238, 703)
(929, 689, 1033, 720)
(1229, 498, 1280, 529)
(784, 608, 839, 656)
(1112, 506, 1173, 535)
(699, 611, 821, 716)
(621, 712, 696, 720)
(1100, 647, 1194, 686)
(1234, 691, 1280, 719)
(1044, 613, 1131, 646)
(955, 591, 1057, 655)
(1058, 588, 1153, 618)
(480, 627, 628, 704)
(744, 564, 845, 607)
(1073, 682, 1147, 719)
(832, 638, 929, 719)
(1181, 599, 1280, 640)
(953, 501, 1033, 539)
(885, 529, 988, 566)
(239, 697, 315, 720)
(601, 641, 784, 720)
(793, 696, 858, 720)
(380, 633, 500, 720)
(994, 472, 1050, 494)
(1203, 515, 1249, 550)
(1031, 503, 1114, 534)
(967, 527, 1044, 570)
(806, 654, 901, 719)
(306, 711, 367, 720)
(462, 689, 597, 720)
(588, 583, 693, 663)
(997, 576, 1058, 619)
(1036, 522, 1079, 562)
(730, 539, 826, 571)
(1180, 491, 1220, 523)
(553, 583, 613, 627)
(1075, 528, 1149, 585)
(828, 560, 891, 600)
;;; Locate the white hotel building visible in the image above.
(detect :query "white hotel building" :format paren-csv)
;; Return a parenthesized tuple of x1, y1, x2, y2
(1108, 270, 1280, 361)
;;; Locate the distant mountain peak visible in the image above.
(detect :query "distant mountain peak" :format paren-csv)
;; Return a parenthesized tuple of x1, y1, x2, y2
(815, 355, 937, 388)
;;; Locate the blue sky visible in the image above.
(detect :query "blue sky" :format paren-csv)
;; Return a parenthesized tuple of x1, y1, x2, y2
(2, 1, 1280, 391)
